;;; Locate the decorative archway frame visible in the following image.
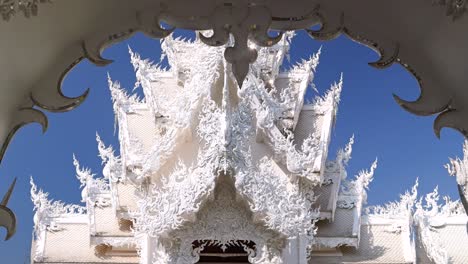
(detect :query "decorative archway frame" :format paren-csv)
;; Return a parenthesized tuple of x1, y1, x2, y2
(1, 0, 467, 236)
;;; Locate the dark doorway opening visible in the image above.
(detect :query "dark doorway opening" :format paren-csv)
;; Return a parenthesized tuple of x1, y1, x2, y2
(193, 240, 256, 263)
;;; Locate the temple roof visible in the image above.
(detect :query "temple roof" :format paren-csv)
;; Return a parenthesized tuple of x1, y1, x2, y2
(29, 33, 468, 264)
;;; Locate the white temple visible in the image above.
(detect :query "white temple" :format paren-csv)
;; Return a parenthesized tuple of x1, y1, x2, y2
(29, 34, 468, 264)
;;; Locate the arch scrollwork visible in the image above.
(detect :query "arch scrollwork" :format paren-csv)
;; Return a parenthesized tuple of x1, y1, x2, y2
(303, 4, 467, 139)
(0, 6, 176, 164)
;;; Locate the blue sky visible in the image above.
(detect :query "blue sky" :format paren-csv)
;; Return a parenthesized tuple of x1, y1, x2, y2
(0, 30, 464, 262)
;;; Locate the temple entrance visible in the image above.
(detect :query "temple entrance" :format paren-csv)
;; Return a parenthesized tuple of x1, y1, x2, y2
(193, 240, 256, 263)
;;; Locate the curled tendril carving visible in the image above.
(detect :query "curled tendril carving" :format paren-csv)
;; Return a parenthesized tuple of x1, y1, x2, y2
(0, 108, 48, 164)
(307, 6, 400, 70)
(199, 5, 282, 87)
(82, 10, 174, 67)
(0, 49, 89, 164)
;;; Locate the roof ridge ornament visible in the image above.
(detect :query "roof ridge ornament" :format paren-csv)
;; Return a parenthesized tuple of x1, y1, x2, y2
(446, 140, 468, 218)
(365, 178, 419, 218)
(414, 186, 450, 264)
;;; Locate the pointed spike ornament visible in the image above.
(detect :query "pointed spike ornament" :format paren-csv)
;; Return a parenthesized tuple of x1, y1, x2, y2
(366, 177, 419, 218)
(1, 177, 16, 206)
(334, 135, 355, 181)
(311, 73, 343, 114)
(337, 135, 354, 168)
(224, 45, 257, 88)
(414, 184, 450, 264)
(0, 178, 16, 240)
(445, 140, 468, 215)
(358, 158, 378, 190)
(73, 154, 92, 187)
(96, 133, 121, 183)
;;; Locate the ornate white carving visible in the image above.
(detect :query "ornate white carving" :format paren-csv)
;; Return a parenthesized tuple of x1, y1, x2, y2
(4, 4, 468, 216)
(236, 157, 319, 239)
(365, 178, 467, 263)
(252, 32, 295, 83)
(133, 90, 239, 238)
(338, 159, 378, 210)
(336, 135, 354, 174)
(30, 177, 86, 226)
(30, 176, 86, 261)
(446, 140, 468, 187)
(132, 91, 318, 242)
(108, 75, 146, 182)
(440, 196, 466, 216)
(366, 178, 419, 219)
(414, 187, 450, 264)
(325, 135, 354, 179)
(124, 35, 328, 263)
(313, 237, 359, 248)
(240, 57, 340, 184)
(145, 176, 286, 264)
(108, 74, 144, 120)
(96, 133, 123, 184)
(96, 133, 123, 212)
(125, 38, 226, 182)
(151, 241, 172, 264)
(133, 157, 217, 237)
(72, 155, 110, 206)
(446, 140, 468, 214)
(22, 21, 468, 263)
